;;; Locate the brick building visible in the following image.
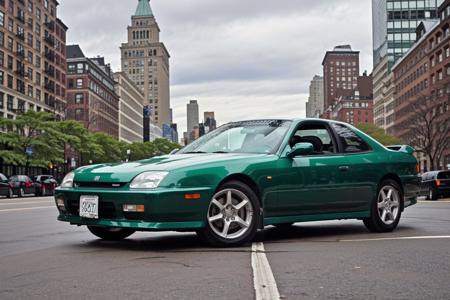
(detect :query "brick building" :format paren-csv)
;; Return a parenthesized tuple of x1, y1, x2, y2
(66, 45, 119, 138)
(322, 45, 360, 112)
(0, 0, 67, 119)
(329, 74, 374, 126)
(393, 1, 450, 170)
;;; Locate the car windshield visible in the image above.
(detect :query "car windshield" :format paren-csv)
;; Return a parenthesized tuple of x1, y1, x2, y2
(438, 171, 450, 179)
(178, 120, 292, 154)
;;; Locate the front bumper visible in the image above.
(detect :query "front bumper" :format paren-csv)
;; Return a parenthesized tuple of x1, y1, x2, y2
(55, 186, 214, 231)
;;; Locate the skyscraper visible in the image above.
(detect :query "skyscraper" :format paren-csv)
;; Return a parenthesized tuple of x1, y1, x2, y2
(121, 0, 170, 133)
(322, 45, 360, 112)
(372, 0, 441, 130)
(305, 75, 324, 118)
(186, 100, 199, 143)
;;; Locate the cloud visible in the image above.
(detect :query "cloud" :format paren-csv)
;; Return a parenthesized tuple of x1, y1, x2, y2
(59, 0, 372, 136)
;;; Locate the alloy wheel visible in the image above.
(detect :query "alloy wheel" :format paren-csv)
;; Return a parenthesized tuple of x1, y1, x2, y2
(377, 185, 400, 225)
(207, 188, 254, 239)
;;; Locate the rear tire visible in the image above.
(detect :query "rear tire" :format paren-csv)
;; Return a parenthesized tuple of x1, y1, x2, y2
(363, 179, 402, 233)
(197, 181, 260, 247)
(87, 226, 135, 241)
(429, 188, 438, 201)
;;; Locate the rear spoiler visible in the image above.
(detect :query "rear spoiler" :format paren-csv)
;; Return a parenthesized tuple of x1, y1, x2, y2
(386, 145, 415, 155)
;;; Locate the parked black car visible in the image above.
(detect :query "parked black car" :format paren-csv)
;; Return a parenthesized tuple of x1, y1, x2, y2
(32, 175, 57, 196)
(9, 175, 36, 197)
(0, 173, 13, 198)
(421, 170, 450, 200)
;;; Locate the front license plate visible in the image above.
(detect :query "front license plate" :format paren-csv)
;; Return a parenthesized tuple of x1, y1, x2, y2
(80, 195, 99, 219)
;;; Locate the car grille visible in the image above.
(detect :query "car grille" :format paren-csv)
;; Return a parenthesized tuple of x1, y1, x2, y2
(74, 182, 127, 188)
(67, 200, 116, 219)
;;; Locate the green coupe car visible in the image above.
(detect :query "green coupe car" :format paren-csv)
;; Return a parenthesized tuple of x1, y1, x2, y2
(55, 119, 420, 246)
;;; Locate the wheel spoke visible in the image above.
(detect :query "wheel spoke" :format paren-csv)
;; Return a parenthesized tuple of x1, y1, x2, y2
(208, 213, 223, 223)
(221, 220, 230, 237)
(377, 201, 385, 209)
(234, 199, 249, 211)
(381, 209, 387, 222)
(233, 216, 250, 228)
(386, 189, 392, 200)
(226, 190, 232, 206)
(211, 198, 223, 210)
(380, 189, 387, 201)
(391, 199, 400, 208)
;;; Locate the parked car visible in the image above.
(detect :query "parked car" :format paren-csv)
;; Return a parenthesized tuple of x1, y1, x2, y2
(421, 170, 450, 200)
(9, 175, 36, 197)
(0, 173, 13, 198)
(33, 175, 57, 196)
(55, 119, 420, 246)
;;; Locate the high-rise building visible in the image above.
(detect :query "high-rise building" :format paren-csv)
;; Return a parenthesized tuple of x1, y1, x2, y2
(305, 75, 324, 118)
(204, 111, 217, 132)
(392, 1, 450, 170)
(187, 99, 199, 134)
(114, 72, 145, 143)
(120, 0, 170, 135)
(0, 0, 67, 120)
(322, 45, 360, 113)
(372, 0, 441, 131)
(66, 45, 119, 138)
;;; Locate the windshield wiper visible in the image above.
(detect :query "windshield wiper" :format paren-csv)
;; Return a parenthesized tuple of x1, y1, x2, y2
(212, 151, 229, 153)
(183, 151, 207, 154)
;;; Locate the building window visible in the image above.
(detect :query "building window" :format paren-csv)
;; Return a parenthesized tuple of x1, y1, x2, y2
(0, 11, 4, 27)
(438, 70, 443, 80)
(76, 78, 83, 88)
(75, 108, 83, 120)
(7, 94, 13, 111)
(75, 93, 83, 104)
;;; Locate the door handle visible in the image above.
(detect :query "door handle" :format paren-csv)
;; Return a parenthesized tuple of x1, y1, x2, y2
(339, 166, 350, 172)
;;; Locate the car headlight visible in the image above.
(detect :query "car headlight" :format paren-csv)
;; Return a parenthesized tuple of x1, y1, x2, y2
(129, 172, 168, 189)
(60, 171, 75, 188)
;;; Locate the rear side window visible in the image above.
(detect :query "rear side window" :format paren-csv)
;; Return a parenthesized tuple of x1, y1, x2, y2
(438, 171, 450, 179)
(331, 123, 371, 153)
(0, 174, 7, 181)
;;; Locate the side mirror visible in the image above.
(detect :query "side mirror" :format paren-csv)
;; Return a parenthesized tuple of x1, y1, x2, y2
(287, 142, 314, 158)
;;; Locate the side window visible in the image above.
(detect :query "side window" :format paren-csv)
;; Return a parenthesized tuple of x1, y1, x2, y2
(290, 123, 336, 155)
(0, 174, 6, 181)
(331, 123, 371, 153)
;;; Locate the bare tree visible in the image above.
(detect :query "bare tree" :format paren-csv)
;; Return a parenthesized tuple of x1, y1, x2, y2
(406, 93, 450, 171)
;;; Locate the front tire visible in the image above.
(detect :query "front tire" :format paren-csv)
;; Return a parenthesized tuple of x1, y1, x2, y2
(197, 181, 260, 247)
(363, 179, 402, 233)
(19, 188, 25, 198)
(87, 226, 135, 241)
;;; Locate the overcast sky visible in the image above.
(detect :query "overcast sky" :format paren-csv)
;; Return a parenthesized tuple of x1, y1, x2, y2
(59, 0, 373, 134)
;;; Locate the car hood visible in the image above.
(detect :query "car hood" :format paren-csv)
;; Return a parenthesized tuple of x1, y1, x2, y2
(74, 153, 273, 183)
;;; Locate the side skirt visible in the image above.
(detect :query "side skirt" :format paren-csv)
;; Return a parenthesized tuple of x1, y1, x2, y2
(264, 211, 370, 226)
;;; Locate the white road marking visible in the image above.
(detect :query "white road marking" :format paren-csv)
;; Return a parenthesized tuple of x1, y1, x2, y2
(0, 200, 53, 206)
(252, 242, 281, 300)
(340, 235, 450, 242)
(418, 200, 450, 203)
(0, 206, 55, 213)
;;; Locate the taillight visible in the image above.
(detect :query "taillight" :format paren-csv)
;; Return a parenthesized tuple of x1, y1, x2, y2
(25, 181, 32, 188)
(436, 180, 441, 187)
(416, 163, 420, 174)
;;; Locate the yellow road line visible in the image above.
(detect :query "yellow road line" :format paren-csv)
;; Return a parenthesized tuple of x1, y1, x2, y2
(0, 206, 55, 213)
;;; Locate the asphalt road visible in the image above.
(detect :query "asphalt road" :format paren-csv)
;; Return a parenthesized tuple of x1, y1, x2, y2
(0, 195, 449, 300)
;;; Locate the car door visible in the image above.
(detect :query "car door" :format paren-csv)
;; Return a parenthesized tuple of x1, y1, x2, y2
(0, 174, 8, 196)
(22, 176, 34, 194)
(272, 121, 355, 216)
(329, 123, 377, 212)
